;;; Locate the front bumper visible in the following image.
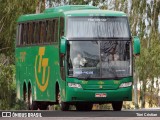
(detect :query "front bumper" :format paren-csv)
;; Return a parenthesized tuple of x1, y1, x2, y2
(65, 86, 132, 103)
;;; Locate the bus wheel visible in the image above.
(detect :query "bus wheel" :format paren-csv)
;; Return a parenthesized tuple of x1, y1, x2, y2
(38, 103, 48, 110)
(28, 88, 38, 110)
(76, 103, 93, 111)
(57, 92, 69, 111)
(30, 101, 38, 110)
(23, 84, 28, 104)
(112, 101, 123, 111)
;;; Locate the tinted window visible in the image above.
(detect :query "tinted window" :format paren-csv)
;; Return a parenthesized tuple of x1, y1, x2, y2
(17, 18, 59, 46)
(67, 17, 130, 38)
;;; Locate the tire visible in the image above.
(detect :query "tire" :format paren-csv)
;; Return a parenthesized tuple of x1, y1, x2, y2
(23, 85, 28, 105)
(76, 103, 93, 111)
(28, 88, 38, 110)
(112, 101, 123, 111)
(31, 101, 38, 110)
(57, 91, 69, 111)
(38, 103, 48, 110)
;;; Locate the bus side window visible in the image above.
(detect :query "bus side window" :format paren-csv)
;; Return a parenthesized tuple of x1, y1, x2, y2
(60, 17, 64, 38)
(51, 19, 55, 43)
(46, 20, 49, 43)
(54, 19, 58, 43)
(23, 23, 29, 45)
(33, 22, 37, 44)
(20, 24, 24, 45)
(28, 22, 32, 45)
(23, 24, 27, 45)
(46, 20, 51, 43)
(44, 21, 47, 44)
(17, 24, 21, 46)
(35, 22, 40, 44)
(26, 23, 29, 45)
(40, 21, 46, 44)
(32, 22, 35, 44)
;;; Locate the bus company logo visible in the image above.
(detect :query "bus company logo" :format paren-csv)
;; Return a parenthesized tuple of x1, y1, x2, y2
(35, 47, 50, 92)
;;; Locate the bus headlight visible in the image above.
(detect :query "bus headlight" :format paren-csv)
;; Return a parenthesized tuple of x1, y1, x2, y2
(68, 83, 82, 88)
(119, 82, 132, 88)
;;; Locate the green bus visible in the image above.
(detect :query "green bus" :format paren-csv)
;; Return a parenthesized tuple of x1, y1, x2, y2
(16, 5, 140, 111)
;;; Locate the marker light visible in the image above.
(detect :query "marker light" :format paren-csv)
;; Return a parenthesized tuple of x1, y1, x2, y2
(119, 82, 132, 88)
(68, 83, 82, 88)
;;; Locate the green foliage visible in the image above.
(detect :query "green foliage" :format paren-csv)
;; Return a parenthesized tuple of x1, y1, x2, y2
(12, 99, 28, 110)
(0, 55, 28, 110)
(0, 62, 15, 109)
(0, 0, 38, 58)
(93, 0, 160, 109)
(0, 0, 38, 110)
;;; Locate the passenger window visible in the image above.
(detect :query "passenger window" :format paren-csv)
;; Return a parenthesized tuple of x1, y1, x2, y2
(51, 20, 55, 42)
(28, 22, 33, 44)
(20, 24, 24, 45)
(26, 23, 29, 44)
(18, 18, 59, 46)
(47, 20, 52, 43)
(40, 21, 46, 44)
(60, 17, 64, 38)
(54, 19, 58, 42)
(35, 22, 40, 44)
(16, 24, 21, 46)
(22, 24, 27, 45)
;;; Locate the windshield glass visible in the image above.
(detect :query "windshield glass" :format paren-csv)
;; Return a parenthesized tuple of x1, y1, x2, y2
(67, 17, 130, 38)
(67, 41, 132, 79)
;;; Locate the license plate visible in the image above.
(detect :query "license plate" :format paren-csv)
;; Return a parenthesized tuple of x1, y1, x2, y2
(95, 93, 106, 98)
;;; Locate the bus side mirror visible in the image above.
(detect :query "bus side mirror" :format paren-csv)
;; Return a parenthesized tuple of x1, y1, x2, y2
(60, 37, 66, 54)
(133, 36, 140, 55)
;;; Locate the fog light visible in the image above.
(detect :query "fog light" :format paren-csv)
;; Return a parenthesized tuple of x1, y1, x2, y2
(68, 83, 82, 88)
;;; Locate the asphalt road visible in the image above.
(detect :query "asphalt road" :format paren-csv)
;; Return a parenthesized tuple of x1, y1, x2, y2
(1, 109, 160, 120)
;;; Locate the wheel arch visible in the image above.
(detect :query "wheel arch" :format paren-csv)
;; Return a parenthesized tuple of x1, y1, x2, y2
(55, 81, 60, 103)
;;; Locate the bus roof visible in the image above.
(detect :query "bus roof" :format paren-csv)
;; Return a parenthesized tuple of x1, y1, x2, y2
(43, 5, 99, 13)
(63, 9, 126, 16)
(17, 5, 127, 23)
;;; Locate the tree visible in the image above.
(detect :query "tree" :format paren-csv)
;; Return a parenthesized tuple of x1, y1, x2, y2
(0, 0, 38, 110)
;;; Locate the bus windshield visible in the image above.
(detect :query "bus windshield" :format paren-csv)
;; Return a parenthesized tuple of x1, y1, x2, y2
(67, 17, 130, 38)
(67, 41, 132, 79)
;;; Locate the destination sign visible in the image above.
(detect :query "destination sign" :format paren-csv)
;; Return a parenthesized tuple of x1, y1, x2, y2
(88, 18, 107, 22)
